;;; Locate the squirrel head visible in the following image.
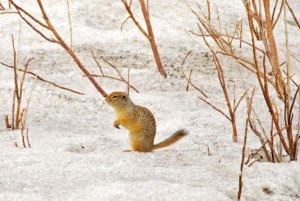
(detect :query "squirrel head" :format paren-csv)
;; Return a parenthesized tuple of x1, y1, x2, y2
(106, 91, 134, 110)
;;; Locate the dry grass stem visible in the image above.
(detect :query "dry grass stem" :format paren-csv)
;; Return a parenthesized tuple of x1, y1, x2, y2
(237, 88, 255, 201)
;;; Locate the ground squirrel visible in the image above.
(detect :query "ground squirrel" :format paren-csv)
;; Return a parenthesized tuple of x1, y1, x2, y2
(105, 92, 188, 152)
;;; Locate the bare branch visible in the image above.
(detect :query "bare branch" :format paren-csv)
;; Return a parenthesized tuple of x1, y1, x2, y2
(120, 0, 148, 38)
(120, 15, 131, 31)
(90, 55, 139, 93)
(198, 96, 231, 122)
(285, 0, 300, 29)
(237, 88, 255, 201)
(181, 50, 193, 66)
(182, 71, 208, 98)
(0, 61, 84, 95)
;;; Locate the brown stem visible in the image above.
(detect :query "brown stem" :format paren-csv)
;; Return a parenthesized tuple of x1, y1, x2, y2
(121, 0, 148, 38)
(183, 71, 208, 98)
(263, 0, 286, 97)
(237, 88, 255, 201)
(138, 0, 166, 77)
(0, 61, 84, 95)
(285, 0, 300, 29)
(199, 96, 231, 122)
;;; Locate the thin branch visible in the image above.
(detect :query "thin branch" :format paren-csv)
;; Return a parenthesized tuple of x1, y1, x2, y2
(127, 65, 131, 94)
(9, 0, 49, 29)
(185, 70, 193, 91)
(249, 119, 272, 162)
(271, 0, 279, 23)
(182, 71, 208, 98)
(26, 129, 31, 148)
(234, 91, 247, 112)
(237, 88, 255, 201)
(284, 0, 295, 160)
(90, 54, 139, 93)
(289, 86, 299, 121)
(66, 0, 73, 49)
(120, 0, 148, 38)
(285, 0, 300, 29)
(11, 6, 58, 43)
(198, 96, 231, 121)
(272, 0, 284, 29)
(245, 132, 281, 165)
(0, 3, 4, 10)
(0, 61, 84, 95)
(91, 50, 104, 76)
(0, 11, 17, 14)
(181, 50, 193, 66)
(120, 15, 131, 31)
(12, 35, 19, 100)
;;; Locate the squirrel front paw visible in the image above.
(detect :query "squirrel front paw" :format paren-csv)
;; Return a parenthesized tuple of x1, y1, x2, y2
(113, 121, 120, 129)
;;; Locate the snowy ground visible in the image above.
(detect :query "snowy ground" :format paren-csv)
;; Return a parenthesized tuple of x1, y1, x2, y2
(0, 0, 299, 200)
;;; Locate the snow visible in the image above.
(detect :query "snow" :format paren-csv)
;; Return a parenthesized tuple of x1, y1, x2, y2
(0, 0, 299, 200)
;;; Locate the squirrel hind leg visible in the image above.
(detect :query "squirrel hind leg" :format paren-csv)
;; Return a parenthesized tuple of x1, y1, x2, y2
(129, 135, 153, 152)
(131, 143, 153, 152)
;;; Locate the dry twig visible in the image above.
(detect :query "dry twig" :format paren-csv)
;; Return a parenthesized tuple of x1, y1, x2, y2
(237, 88, 255, 201)
(90, 51, 139, 93)
(285, 0, 300, 29)
(0, 61, 84, 95)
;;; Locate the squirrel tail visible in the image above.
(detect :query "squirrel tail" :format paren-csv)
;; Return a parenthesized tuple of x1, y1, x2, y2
(153, 129, 188, 150)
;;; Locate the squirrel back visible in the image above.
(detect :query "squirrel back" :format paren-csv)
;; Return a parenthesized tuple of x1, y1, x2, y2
(106, 92, 188, 152)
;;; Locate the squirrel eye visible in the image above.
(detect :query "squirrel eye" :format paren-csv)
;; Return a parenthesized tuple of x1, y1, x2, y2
(123, 96, 126, 99)
(112, 96, 118, 99)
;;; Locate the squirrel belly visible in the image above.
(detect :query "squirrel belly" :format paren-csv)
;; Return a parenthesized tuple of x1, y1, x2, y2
(106, 92, 188, 152)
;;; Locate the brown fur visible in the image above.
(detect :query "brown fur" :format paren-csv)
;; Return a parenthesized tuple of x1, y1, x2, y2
(106, 92, 188, 152)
